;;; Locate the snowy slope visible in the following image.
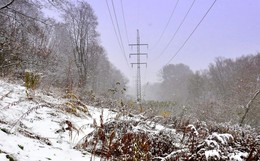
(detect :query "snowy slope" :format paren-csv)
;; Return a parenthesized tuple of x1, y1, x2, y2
(0, 80, 259, 161)
(0, 80, 116, 161)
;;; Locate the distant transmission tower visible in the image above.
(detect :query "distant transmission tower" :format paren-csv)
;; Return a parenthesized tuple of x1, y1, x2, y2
(129, 29, 148, 103)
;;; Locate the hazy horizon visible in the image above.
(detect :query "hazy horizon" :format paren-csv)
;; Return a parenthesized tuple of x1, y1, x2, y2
(85, 0, 260, 86)
(42, 0, 260, 88)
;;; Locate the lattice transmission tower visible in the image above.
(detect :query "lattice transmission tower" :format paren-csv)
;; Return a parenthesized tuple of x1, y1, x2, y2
(129, 29, 148, 103)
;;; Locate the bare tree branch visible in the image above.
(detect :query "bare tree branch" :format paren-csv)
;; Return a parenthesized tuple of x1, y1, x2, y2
(240, 89, 260, 126)
(0, 0, 15, 10)
(6, 7, 49, 25)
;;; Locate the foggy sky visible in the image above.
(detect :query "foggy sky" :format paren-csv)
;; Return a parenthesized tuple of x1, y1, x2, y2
(85, 0, 260, 87)
(44, 0, 260, 86)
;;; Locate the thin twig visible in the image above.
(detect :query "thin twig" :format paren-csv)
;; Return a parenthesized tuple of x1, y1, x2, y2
(0, 90, 13, 101)
(10, 103, 50, 132)
(6, 6, 50, 25)
(240, 89, 260, 126)
(0, 0, 15, 10)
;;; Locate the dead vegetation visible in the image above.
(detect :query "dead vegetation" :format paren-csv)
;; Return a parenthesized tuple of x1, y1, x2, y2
(0, 80, 259, 161)
(73, 110, 259, 161)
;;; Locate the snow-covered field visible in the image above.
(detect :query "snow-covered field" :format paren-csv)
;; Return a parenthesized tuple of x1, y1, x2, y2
(0, 79, 259, 161)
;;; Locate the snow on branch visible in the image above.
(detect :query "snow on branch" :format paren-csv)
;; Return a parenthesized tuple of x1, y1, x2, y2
(154, 148, 189, 161)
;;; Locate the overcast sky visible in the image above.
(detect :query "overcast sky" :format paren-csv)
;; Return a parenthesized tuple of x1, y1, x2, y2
(73, 0, 260, 87)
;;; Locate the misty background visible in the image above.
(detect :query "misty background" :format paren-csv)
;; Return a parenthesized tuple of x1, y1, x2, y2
(0, 0, 259, 129)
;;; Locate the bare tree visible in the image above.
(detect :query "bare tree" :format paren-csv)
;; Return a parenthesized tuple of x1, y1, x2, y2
(63, 1, 99, 87)
(0, 0, 53, 77)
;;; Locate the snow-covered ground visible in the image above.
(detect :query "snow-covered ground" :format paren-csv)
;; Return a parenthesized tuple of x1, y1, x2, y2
(0, 79, 258, 161)
(0, 80, 117, 161)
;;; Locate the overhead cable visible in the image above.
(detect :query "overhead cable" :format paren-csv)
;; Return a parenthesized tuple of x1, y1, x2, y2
(166, 0, 217, 64)
(105, 0, 130, 68)
(156, 0, 196, 60)
(151, 0, 180, 50)
(111, 0, 130, 68)
(120, 0, 130, 44)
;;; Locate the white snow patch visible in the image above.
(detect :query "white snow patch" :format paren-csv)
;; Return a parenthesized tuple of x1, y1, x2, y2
(229, 152, 248, 161)
(209, 132, 233, 145)
(205, 149, 220, 161)
(0, 153, 9, 161)
(187, 124, 199, 136)
(205, 139, 220, 149)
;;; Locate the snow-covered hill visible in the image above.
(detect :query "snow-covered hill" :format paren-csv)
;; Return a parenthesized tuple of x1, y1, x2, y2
(0, 80, 116, 161)
(0, 80, 259, 161)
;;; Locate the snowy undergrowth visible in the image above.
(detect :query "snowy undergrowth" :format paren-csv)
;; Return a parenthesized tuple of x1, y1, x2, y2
(0, 79, 259, 161)
(0, 80, 114, 161)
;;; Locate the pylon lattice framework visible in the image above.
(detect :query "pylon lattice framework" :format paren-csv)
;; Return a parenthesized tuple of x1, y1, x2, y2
(129, 29, 148, 102)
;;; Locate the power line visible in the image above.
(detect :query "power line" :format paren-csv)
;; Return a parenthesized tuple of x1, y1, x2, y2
(120, 0, 130, 44)
(111, 0, 129, 64)
(166, 0, 217, 65)
(105, 0, 123, 52)
(151, 0, 180, 50)
(5, 7, 50, 25)
(105, 0, 130, 68)
(155, 0, 196, 60)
